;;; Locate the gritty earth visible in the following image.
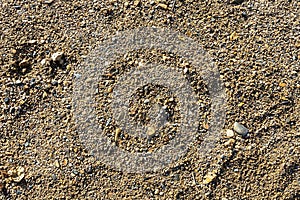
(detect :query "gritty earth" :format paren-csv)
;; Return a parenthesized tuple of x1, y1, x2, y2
(0, 0, 299, 199)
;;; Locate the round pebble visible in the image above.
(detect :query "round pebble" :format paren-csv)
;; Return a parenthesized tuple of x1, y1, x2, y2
(4, 97, 10, 104)
(233, 122, 249, 137)
(226, 129, 235, 138)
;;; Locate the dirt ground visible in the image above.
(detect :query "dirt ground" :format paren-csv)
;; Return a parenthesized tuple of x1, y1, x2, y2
(0, 0, 299, 199)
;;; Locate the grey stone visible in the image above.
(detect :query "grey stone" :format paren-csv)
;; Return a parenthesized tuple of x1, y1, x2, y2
(233, 122, 248, 137)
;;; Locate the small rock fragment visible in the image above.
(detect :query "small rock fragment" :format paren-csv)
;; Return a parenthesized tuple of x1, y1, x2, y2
(28, 40, 37, 44)
(158, 3, 168, 9)
(44, 0, 54, 4)
(19, 59, 30, 68)
(203, 169, 218, 184)
(107, 87, 113, 93)
(147, 126, 156, 136)
(295, 41, 300, 48)
(224, 138, 235, 146)
(226, 129, 235, 138)
(8, 166, 25, 183)
(11, 49, 17, 54)
(51, 52, 64, 64)
(230, 31, 239, 41)
(16, 80, 22, 85)
(74, 73, 82, 79)
(115, 128, 121, 141)
(133, 0, 140, 6)
(41, 58, 48, 66)
(4, 97, 10, 104)
(54, 160, 60, 168)
(232, 0, 244, 4)
(16, 190, 22, 195)
(203, 122, 209, 130)
(241, 11, 248, 19)
(62, 159, 68, 166)
(124, 1, 129, 7)
(144, 99, 150, 104)
(51, 80, 58, 86)
(279, 82, 287, 87)
(233, 122, 248, 136)
(183, 68, 188, 74)
(237, 102, 244, 107)
(85, 165, 93, 174)
(42, 91, 48, 98)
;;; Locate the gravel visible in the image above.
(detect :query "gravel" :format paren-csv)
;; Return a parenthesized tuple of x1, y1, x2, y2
(0, 0, 299, 199)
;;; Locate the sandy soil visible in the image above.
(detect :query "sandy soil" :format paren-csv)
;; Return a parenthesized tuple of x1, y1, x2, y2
(0, 0, 299, 199)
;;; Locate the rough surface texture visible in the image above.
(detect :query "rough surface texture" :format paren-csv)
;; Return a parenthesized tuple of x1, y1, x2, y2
(0, 0, 299, 199)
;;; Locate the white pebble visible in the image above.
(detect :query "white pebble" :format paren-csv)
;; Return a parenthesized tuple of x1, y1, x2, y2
(226, 129, 235, 138)
(51, 52, 64, 64)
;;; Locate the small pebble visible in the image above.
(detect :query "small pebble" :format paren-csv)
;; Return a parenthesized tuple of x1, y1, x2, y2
(133, 0, 140, 6)
(28, 40, 37, 44)
(173, 174, 180, 181)
(224, 138, 235, 146)
(13, 5, 21, 10)
(226, 129, 235, 138)
(115, 128, 121, 141)
(54, 160, 60, 168)
(106, 118, 112, 126)
(158, 3, 168, 9)
(74, 73, 82, 79)
(19, 59, 30, 68)
(52, 174, 57, 181)
(183, 68, 188, 74)
(30, 78, 36, 86)
(16, 190, 22, 195)
(51, 80, 58, 86)
(51, 52, 64, 64)
(241, 11, 248, 19)
(16, 80, 22, 85)
(41, 58, 48, 66)
(147, 126, 156, 136)
(233, 122, 248, 137)
(72, 169, 79, 175)
(107, 87, 113, 93)
(85, 165, 93, 174)
(4, 97, 10, 104)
